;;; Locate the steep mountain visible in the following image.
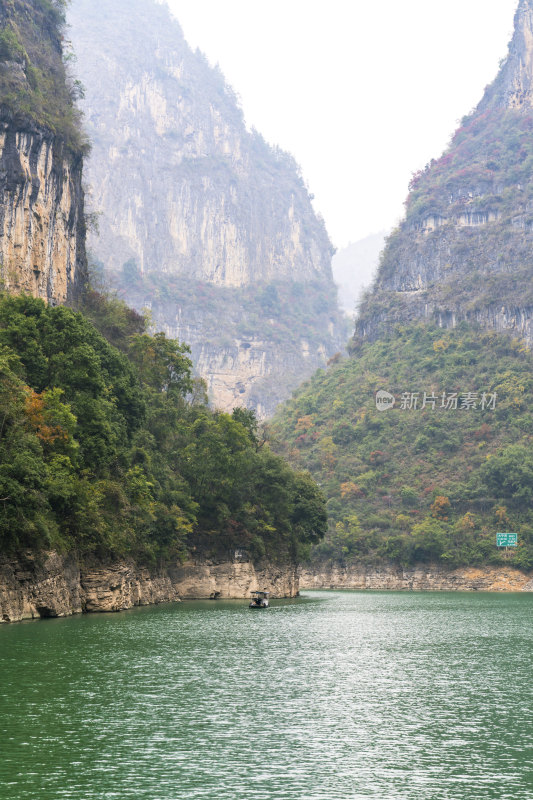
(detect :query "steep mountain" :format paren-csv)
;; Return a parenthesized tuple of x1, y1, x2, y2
(272, 0, 533, 576)
(68, 0, 346, 417)
(356, 0, 533, 346)
(332, 232, 386, 317)
(0, 0, 327, 615)
(0, 0, 87, 303)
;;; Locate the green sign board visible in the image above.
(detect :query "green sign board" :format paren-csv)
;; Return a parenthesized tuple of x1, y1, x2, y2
(496, 533, 518, 547)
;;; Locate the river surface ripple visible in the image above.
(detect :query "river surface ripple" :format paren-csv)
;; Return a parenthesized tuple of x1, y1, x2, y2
(1, 590, 532, 799)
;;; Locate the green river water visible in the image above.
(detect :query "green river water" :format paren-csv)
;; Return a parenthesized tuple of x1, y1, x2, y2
(1, 590, 532, 800)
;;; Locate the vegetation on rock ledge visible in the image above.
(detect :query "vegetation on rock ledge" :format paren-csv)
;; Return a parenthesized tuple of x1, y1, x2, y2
(0, 0, 87, 153)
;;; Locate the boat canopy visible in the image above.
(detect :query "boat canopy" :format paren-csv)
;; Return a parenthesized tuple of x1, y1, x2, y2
(251, 590, 270, 596)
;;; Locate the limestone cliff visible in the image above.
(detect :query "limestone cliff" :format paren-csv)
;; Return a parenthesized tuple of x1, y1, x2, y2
(355, 0, 533, 346)
(299, 562, 533, 592)
(0, 0, 87, 303)
(0, 124, 86, 303)
(0, 551, 299, 623)
(68, 0, 346, 416)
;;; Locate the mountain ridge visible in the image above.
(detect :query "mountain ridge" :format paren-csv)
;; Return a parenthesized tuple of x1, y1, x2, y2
(479, 0, 533, 112)
(354, 0, 533, 348)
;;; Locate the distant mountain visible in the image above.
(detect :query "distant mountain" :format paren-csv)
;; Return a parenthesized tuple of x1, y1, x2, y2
(355, 0, 533, 346)
(332, 232, 387, 317)
(68, 0, 347, 417)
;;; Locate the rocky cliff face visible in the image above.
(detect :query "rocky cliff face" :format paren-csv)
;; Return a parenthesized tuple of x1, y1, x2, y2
(121, 274, 341, 415)
(0, 123, 86, 303)
(478, 0, 533, 112)
(68, 0, 346, 416)
(300, 562, 533, 592)
(0, 551, 299, 623)
(0, 0, 87, 303)
(355, 0, 533, 346)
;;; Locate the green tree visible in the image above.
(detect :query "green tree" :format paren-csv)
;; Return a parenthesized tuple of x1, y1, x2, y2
(481, 445, 533, 503)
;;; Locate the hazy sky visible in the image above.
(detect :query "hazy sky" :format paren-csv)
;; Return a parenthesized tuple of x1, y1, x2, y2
(166, 0, 518, 249)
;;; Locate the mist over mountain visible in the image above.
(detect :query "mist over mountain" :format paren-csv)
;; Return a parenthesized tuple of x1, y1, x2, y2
(332, 232, 387, 317)
(68, 0, 347, 418)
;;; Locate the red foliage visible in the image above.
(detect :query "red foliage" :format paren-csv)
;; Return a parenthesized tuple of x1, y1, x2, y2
(473, 423, 493, 441)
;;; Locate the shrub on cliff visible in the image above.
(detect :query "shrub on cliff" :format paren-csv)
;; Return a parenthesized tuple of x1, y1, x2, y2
(0, 0, 87, 153)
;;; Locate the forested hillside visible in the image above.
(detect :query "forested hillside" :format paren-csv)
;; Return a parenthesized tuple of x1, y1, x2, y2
(0, 293, 326, 563)
(272, 325, 533, 570)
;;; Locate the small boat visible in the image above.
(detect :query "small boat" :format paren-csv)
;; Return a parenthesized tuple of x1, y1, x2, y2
(249, 590, 270, 608)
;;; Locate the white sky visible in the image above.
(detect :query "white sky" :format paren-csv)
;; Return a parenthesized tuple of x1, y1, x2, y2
(166, 0, 518, 249)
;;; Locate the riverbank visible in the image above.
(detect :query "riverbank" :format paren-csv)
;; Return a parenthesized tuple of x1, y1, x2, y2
(299, 562, 533, 592)
(0, 551, 299, 623)
(4, 554, 531, 623)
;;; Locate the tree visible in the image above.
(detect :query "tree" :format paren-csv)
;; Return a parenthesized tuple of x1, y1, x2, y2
(481, 445, 533, 503)
(411, 518, 450, 562)
(130, 333, 193, 397)
(431, 495, 451, 520)
(232, 407, 258, 445)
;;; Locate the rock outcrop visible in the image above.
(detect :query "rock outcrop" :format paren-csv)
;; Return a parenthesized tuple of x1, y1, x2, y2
(355, 0, 533, 347)
(0, 124, 86, 303)
(0, 0, 87, 304)
(478, 0, 533, 112)
(300, 562, 533, 592)
(0, 551, 83, 622)
(0, 551, 299, 623)
(68, 0, 346, 416)
(168, 557, 298, 601)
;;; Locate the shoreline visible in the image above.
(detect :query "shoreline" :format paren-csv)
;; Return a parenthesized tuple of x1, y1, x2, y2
(0, 551, 299, 624)
(299, 563, 533, 593)
(3, 554, 532, 625)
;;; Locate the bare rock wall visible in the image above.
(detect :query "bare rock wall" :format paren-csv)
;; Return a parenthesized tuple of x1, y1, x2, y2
(0, 123, 86, 303)
(0, 551, 299, 623)
(300, 563, 533, 592)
